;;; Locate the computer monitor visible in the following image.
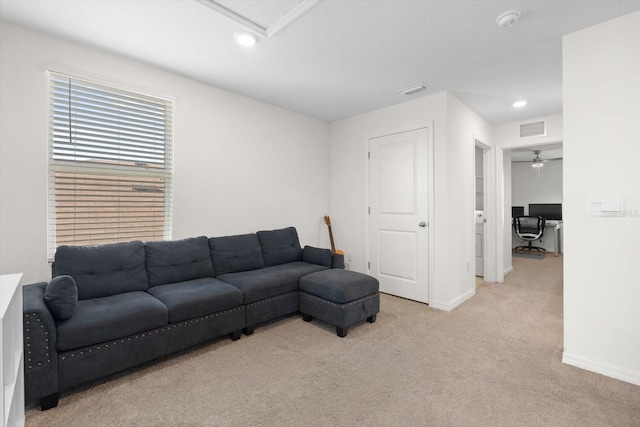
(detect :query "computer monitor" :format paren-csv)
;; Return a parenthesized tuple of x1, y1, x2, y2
(528, 203, 562, 220)
(512, 206, 524, 217)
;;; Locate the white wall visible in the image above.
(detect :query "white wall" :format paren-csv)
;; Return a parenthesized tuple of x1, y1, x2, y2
(0, 21, 330, 284)
(446, 94, 494, 300)
(562, 11, 640, 385)
(494, 114, 563, 150)
(329, 93, 446, 273)
(511, 160, 563, 210)
(329, 91, 493, 310)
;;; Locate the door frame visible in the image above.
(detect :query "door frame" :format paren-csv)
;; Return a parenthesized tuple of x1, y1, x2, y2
(501, 139, 563, 275)
(474, 142, 487, 278)
(365, 124, 435, 304)
(473, 135, 500, 283)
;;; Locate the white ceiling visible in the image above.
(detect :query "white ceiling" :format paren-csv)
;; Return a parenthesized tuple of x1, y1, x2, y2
(215, 0, 303, 28)
(1, 0, 640, 124)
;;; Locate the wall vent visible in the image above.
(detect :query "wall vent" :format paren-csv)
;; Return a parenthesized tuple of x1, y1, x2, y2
(519, 120, 546, 138)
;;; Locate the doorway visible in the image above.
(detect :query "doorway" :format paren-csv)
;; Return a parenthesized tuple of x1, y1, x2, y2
(473, 138, 493, 283)
(507, 142, 563, 267)
(368, 127, 430, 303)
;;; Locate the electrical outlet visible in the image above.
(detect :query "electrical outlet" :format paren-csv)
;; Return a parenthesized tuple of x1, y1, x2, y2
(347, 252, 353, 262)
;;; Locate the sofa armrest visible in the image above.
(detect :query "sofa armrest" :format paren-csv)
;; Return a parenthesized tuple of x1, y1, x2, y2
(331, 252, 345, 269)
(302, 245, 332, 268)
(23, 283, 59, 406)
(303, 246, 345, 269)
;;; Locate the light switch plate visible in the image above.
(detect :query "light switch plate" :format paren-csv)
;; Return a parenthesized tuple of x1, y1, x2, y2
(587, 197, 624, 217)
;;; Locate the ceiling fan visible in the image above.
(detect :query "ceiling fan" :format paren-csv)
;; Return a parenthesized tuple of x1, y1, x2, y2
(513, 150, 562, 168)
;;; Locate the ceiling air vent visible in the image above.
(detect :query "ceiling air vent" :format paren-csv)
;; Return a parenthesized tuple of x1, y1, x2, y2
(398, 83, 428, 96)
(519, 120, 546, 138)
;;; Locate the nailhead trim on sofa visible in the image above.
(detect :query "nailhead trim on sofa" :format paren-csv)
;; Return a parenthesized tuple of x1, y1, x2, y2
(25, 306, 243, 367)
(25, 312, 51, 368)
(247, 290, 298, 307)
(299, 292, 380, 308)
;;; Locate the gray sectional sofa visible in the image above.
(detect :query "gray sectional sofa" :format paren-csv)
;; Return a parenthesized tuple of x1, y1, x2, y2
(23, 227, 347, 410)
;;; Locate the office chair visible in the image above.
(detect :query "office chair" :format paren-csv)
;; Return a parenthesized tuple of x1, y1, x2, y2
(513, 216, 546, 253)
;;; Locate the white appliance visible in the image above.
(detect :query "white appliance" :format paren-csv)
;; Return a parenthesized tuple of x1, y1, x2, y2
(475, 211, 485, 276)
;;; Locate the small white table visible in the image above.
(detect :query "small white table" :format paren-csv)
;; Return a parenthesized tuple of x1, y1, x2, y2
(545, 221, 562, 256)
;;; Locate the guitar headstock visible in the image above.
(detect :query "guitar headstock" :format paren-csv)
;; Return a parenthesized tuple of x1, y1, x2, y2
(323, 215, 331, 226)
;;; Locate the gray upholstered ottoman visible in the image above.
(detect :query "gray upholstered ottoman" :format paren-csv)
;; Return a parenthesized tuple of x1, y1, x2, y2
(299, 269, 379, 337)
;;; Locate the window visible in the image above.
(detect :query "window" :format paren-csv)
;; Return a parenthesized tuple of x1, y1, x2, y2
(48, 72, 173, 258)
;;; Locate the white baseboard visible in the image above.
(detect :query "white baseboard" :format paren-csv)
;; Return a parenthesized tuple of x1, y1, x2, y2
(430, 288, 476, 312)
(562, 352, 640, 386)
(503, 265, 513, 276)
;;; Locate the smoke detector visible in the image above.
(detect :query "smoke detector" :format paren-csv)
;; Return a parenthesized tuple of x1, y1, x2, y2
(496, 10, 521, 28)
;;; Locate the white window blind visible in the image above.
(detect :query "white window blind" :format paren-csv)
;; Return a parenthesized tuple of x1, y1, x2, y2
(48, 72, 173, 258)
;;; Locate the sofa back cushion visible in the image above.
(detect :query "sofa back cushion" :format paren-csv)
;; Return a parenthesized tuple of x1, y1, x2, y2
(54, 240, 148, 300)
(256, 227, 303, 267)
(209, 234, 265, 276)
(145, 236, 214, 287)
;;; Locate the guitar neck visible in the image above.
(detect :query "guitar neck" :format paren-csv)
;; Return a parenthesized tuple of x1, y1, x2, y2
(327, 225, 337, 253)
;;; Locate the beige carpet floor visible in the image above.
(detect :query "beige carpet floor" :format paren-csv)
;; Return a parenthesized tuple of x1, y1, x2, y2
(25, 255, 640, 426)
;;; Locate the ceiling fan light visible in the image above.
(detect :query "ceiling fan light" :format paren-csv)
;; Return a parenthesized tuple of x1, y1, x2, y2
(531, 161, 544, 168)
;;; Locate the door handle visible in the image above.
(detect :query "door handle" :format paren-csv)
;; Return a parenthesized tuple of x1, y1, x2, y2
(419, 221, 427, 228)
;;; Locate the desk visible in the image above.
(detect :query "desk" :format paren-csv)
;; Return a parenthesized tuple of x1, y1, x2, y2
(512, 220, 562, 256)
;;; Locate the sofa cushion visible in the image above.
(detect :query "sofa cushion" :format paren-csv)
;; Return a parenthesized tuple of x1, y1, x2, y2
(302, 246, 333, 268)
(54, 241, 148, 300)
(145, 236, 214, 287)
(44, 275, 78, 320)
(55, 291, 168, 352)
(209, 234, 265, 275)
(217, 261, 327, 304)
(256, 227, 303, 267)
(147, 277, 243, 323)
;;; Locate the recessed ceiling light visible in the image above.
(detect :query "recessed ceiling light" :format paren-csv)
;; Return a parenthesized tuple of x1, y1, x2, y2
(233, 31, 259, 47)
(513, 100, 528, 108)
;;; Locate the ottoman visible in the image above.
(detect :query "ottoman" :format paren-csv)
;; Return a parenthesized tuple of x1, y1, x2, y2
(299, 269, 380, 337)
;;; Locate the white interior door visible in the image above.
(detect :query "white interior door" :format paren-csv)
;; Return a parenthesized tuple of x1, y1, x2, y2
(369, 128, 429, 303)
